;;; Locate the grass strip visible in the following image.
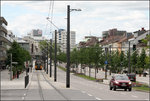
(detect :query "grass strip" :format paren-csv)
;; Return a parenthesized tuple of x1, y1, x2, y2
(58, 66, 97, 81)
(133, 86, 150, 92)
(58, 66, 66, 72)
(74, 73, 97, 81)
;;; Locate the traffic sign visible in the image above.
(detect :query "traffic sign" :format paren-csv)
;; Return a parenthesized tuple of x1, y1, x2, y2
(12, 62, 18, 64)
(105, 61, 108, 64)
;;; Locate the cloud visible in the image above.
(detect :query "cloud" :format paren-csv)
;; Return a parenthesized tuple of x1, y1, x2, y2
(2, 1, 149, 43)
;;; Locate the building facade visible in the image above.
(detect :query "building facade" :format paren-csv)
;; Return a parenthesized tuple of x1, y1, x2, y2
(53, 29, 76, 52)
(0, 17, 14, 69)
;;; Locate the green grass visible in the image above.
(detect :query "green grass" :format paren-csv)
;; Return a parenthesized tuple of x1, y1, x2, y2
(58, 66, 66, 72)
(74, 73, 97, 81)
(58, 66, 97, 81)
(133, 86, 150, 92)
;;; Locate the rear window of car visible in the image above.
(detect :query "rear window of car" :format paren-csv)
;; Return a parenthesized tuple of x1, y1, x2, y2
(127, 74, 136, 77)
(115, 75, 129, 80)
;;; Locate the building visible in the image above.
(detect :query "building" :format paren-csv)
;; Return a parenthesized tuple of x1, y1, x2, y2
(0, 17, 14, 69)
(53, 29, 76, 52)
(102, 28, 126, 39)
(23, 29, 45, 57)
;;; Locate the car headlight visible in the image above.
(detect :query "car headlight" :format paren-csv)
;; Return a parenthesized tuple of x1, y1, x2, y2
(115, 81, 119, 84)
(129, 81, 132, 85)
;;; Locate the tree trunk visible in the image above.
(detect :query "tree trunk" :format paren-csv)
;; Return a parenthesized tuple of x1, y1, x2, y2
(84, 67, 86, 75)
(95, 67, 97, 79)
(76, 63, 78, 73)
(80, 64, 82, 74)
(89, 67, 91, 77)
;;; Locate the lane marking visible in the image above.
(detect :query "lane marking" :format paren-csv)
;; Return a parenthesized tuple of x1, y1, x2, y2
(121, 92, 126, 95)
(96, 97, 102, 100)
(131, 95, 138, 98)
(81, 91, 85, 93)
(22, 97, 24, 100)
(87, 94, 92, 96)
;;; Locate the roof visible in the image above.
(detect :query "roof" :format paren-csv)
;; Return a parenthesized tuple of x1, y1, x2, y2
(0, 17, 8, 25)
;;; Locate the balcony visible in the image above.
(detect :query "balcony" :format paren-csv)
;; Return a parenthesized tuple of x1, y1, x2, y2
(0, 25, 7, 34)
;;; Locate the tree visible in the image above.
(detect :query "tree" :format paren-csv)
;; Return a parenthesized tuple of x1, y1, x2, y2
(6, 41, 31, 75)
(131, 50, 138, 73)
(139, 48, 146, 71)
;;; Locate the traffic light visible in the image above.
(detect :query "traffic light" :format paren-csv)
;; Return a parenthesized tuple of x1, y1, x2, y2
(133, 45, 136, 51)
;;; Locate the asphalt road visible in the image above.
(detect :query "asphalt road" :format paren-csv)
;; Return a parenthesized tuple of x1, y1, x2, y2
(1, 61, 149, 101)
(48, 63, 149, 101)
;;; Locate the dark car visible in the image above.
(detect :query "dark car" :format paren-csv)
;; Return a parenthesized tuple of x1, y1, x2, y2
(127, 73, 136, 82)
(109, 74, 132, 91)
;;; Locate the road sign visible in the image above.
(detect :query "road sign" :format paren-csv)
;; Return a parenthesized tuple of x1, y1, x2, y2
(12, 62, 18, 64)
(105, 61, 108, 64)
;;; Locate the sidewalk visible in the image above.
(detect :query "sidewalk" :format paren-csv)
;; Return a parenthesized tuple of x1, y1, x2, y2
(86, 68, 149, 85)
(1, 69, 32, 89)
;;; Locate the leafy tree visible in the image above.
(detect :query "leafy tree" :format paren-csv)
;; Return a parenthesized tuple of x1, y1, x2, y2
(139, 48, 146, 71)
(6, 41, 31, 74)
(131, 50, 138, 73)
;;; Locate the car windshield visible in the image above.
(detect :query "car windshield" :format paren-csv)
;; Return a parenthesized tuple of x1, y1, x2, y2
(115, 75, 129, 80)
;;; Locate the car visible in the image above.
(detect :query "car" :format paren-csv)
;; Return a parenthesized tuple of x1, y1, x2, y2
(109, 74, 132, 91)
(127, 73, 136, 82)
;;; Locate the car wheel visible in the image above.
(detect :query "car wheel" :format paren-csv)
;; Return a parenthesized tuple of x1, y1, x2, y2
(124, 89, 127, 91)
(113, 86, 116, 91)
(129, 88, 132, 91)
(110, 86, 113, 90)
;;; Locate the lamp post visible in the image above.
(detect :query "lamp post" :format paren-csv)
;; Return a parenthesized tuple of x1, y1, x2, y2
(54, 30, 57, 82)
(50, 39, 52, 77)
(47, 42, 48, 74)
(128, 38, 134, 74)
(66, 5, 81, 88)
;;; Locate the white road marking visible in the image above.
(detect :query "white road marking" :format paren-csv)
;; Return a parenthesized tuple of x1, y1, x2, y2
(96, 97, 102, 100)
(87, 94, 92, 96)
(22, 97, 24, 100)
(24, 94, 26, 96)
(121, 92, 126, 95)
(81, 91, 85, 93)
(131, 95, 138, 98)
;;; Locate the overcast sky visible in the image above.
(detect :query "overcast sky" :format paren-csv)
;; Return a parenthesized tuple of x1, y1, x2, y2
(1, 1, 149, 43)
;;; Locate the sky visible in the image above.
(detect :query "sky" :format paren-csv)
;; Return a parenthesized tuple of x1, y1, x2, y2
(1, 1, 149, 44)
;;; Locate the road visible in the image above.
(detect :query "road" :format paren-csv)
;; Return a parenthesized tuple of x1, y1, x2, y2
(52, 63, 149, 100)
(1, 62, 149, 101)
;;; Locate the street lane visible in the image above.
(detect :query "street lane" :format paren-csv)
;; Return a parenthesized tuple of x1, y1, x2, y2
(53, 64, 149, 100)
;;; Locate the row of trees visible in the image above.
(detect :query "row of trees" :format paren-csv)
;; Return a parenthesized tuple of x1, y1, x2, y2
(39, 40, 149, 78)
(6, 41, 31, 75)
(57, 44, 150, 78)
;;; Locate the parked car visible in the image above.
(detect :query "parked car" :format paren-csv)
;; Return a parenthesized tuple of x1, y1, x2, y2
(127, 73, 136, 82)
(109, 74, 132, 91)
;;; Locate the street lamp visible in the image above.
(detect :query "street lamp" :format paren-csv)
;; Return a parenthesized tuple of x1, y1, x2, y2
(66, 5, 81, 88)
(128, 38, 134, 74)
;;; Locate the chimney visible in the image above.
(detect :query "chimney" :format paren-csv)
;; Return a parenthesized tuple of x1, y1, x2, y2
(141, 27, 145, 31)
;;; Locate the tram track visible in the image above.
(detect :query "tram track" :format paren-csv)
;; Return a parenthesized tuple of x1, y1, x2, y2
(41, 70, 69, 100)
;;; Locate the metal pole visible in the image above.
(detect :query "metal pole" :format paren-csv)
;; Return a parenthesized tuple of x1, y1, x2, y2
(105, 47, 108, 79)
(128, 41, 131, 74)
(109, 46, 111, 75)
(10, 53, 12, 80)
(54, 30, 57, 82)
(47, 43, 48, 74)
(66, 5, 70, 88)
(50, 39, 52, 77)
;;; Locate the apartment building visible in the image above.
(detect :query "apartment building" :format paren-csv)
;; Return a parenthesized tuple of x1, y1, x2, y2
(0, 17, 13, 69)
(53, 29, 76, 52)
